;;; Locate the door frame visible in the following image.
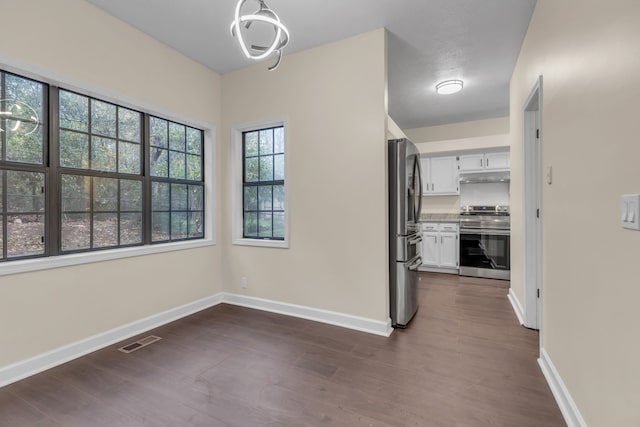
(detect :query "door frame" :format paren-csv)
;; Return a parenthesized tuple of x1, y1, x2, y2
(523, 76, 543, 333)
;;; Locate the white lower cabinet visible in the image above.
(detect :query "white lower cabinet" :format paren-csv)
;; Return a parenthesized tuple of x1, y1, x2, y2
(421, 222, 459, 272)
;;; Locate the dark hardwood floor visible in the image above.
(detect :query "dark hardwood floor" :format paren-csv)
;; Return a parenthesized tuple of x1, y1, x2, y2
(0, 273, 565, 426)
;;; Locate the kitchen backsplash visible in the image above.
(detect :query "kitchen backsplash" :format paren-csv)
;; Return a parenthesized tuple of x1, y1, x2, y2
(460, 182, 509, 206)
(420, 195, 460, 214)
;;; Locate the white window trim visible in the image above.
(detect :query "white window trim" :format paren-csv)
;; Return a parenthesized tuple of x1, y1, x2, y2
(0, 57, 218, 275)
(231, 117, 289, 248)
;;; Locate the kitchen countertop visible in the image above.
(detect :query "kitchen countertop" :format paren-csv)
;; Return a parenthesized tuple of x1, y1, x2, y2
(419, 213, 460, 223)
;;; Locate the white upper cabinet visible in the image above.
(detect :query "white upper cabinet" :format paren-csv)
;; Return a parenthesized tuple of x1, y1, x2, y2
(459, 150, 510, 172)
(421, 155, 459, 196)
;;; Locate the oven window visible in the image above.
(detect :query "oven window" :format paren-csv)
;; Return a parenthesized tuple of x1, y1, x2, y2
(460, 233, 510, 270)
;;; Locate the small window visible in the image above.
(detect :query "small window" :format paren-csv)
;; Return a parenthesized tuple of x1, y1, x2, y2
(240, 125, 286, 242)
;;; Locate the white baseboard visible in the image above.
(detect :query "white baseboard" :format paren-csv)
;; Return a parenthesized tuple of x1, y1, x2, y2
(0, 292, 391, 388)
(507, 288, 525, 325)
(221, 293, 393, 337)
(0, 293, 225, 388)
(538, 348, 587, 427)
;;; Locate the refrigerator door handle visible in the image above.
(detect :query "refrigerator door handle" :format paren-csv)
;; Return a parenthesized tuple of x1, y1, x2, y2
(408, 235, 423, 245)
(414, 156, 423, 219)
(408, 256, 422, 271)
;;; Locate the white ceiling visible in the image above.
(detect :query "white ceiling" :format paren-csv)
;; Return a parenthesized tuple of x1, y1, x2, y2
(86, 0, 536, 129)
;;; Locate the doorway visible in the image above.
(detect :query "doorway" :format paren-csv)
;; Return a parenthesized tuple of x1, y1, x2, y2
(523, 76, 543, 331)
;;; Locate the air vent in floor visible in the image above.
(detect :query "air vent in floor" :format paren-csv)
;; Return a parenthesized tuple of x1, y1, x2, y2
(118, 335, 162, 354)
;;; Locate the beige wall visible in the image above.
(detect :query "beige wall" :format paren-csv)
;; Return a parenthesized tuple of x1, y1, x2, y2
(405, 117, 509, 142)
(0, 0, 223, 367)
(509, 0, 640, 425)
(221, 30, 389, 321)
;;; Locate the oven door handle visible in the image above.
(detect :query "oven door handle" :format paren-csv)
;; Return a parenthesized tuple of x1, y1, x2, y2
(460, 228, 511, 236)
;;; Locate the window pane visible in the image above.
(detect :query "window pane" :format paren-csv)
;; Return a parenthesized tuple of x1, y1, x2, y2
(186, 128, 202, 154)
(258, 212, 272, 237)
(244, 212, 258, 237)
(274, 127, 284, 154)
(169, 122, 185, 151)
(62, 175, 90, 212)
(189, 185, 204, 211)
(118, 107, 141, 142)
(7, 171, 44, 213)
(171, 212, 188, 240)
(59, 91, 88, 131)
(273, 212, 285, 239)
(169, 151, 185, 179)
(121, 180, 142, 211)
(258, 186, 272, 211)
(259, 129, 273, 155)
(259, 156, 273, 181)
(119, 141, 141, 174)
(151, 148, 168, 177)
(245, 132, 258, 156)
(5, 119, 43, 164)
(91, 100, 116, 137)
(188, 212, 204, 238)
(152, 182, 170, 211)
(171, 184, 188, 210)
(61, 213, 90, 251)
(92, 136, 116, 172)
(244, 186, 257, 211)
(120, 212, 142, 245)
(186, 154, 201, 181)
(150, 117, 168, 148)
(152, 212, 170, 241)
(5, 74, 44, 119)
(245, 157, 259, 182)
(60, 130, 89, 169)
(93, 178, 118, 212)
(273, 185, 285, 211)
(8, 214, 44, 258)
(274, 154, 284, 181)
(93, 213, 118, 248)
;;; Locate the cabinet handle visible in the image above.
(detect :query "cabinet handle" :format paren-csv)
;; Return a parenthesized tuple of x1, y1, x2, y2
(432, 183, 434, 191)
(480, 158, 483, 167)
(487, 158, 489, 167)
(434, 236, 437, 244)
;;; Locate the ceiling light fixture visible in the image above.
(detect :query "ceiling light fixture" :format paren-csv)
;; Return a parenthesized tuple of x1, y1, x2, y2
(0, 99, 39, 136)
(435, 80, 464, 95)
(230, 0, 290, 71)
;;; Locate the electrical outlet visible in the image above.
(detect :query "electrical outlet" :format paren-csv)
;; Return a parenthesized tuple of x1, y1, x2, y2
(241, 276, 248, 289)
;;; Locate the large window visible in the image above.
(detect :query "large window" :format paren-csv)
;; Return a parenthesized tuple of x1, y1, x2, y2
(242, 126, 285, 240)
(0, 68, 206, 263)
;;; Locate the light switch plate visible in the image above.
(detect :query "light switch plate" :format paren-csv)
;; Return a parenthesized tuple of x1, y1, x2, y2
(621, 194, 640, 230)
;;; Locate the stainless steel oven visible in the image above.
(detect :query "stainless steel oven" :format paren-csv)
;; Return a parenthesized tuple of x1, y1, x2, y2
(459, 205, 510, 280)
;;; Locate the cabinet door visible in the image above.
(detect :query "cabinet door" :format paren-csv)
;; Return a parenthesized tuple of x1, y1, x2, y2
(422, 231, 439, 266)
(420, 158, 430, 195)
(458, 154, 484, 172)
(430, 156, 459, 195)
(439, 232, 458, 268)
(485, 151, 510, 170)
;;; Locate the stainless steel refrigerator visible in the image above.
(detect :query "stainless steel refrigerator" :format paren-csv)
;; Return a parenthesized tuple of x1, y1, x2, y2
(388, 138, 423, 328)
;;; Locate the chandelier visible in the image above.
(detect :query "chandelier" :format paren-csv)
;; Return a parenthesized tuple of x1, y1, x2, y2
(230, 0, 290, 71)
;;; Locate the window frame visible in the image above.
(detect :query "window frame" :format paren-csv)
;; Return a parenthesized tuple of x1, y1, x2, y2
(232, 118, 288, 248)
(0, 62, 216, 276)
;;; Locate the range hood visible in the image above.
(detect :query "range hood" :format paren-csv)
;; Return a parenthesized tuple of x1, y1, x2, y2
(459, 171, 510, 184)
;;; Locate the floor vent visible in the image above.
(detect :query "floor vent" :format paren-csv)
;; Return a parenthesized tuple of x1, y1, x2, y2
(118, 335, 162, 354)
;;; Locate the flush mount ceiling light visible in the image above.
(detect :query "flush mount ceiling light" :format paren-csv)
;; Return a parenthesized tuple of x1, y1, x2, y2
(435, 80, 464, 95)
(230, 0, 290, 71)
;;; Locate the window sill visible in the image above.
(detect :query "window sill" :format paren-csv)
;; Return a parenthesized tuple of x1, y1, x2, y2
(232, 238, 289, 249)
(0, 239, 216, 277)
